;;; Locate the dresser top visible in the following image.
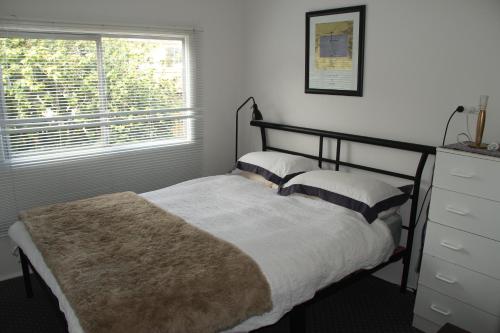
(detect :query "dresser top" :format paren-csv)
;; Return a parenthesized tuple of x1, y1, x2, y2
(438, 147, 500, 162)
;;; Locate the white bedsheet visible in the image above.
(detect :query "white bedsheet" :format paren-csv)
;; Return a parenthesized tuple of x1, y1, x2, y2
(9, 174, 394, 333)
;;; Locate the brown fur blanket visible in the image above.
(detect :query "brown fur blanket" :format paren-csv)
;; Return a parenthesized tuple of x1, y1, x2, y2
(19, 192, 272, 333)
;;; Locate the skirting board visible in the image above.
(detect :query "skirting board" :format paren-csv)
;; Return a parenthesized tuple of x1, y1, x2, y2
(0, 271, 22, 282)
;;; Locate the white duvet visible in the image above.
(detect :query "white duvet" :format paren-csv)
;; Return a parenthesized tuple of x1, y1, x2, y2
(9, 174, 394, 333)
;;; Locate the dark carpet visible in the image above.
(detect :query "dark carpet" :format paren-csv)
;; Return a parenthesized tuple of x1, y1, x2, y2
(0, 274, 420, 333)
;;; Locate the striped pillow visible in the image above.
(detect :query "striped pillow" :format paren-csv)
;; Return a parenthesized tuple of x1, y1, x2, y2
(236, 151, 317, 186)
(278, 170, 412, 223)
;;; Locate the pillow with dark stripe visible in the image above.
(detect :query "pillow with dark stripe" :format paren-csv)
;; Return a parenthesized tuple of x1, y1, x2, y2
(278, 170, 412, 223)
(236, 151, 317, 186)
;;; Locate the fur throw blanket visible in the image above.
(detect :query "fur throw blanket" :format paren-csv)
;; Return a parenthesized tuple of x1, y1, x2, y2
(20, 192, 272, 333)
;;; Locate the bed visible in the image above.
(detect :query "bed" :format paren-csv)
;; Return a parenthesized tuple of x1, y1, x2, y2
(9, 120, 436, 333)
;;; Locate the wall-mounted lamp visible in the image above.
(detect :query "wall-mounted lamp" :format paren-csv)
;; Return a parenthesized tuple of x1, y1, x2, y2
(235, 97, 263, 165)
(469, 95, 489, 149)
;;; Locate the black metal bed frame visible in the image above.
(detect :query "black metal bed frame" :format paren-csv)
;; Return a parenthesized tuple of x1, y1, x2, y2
(18, 120, 436, 333)
(249, 120, 436, 332)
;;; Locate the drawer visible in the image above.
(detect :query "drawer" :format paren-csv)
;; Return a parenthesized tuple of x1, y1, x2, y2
(424, 222, 500, 279)
(434, 151, 500, 201)
(414, 285, 500, 333)
(430, 187, 500, 241)
(419, 254, 500, 316)
(413, 314, 441, 333)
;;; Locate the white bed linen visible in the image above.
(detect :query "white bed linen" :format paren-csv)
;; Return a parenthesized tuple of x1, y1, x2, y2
(9, 174, 394, 333)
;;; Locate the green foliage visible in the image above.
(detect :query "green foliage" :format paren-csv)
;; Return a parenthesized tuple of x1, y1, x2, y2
(0, 36, 186, 156)
(101, 38, 185, 144)
(1, 38, 99, 119)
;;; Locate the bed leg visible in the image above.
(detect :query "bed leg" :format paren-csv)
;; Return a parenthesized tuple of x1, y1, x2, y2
(400, 255, 410, 293)
(290, 304, 306, 333)
(19, 248, 33, 298)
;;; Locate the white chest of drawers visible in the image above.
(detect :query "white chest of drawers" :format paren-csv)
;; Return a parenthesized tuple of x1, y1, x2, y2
(413, 148, 500, 333)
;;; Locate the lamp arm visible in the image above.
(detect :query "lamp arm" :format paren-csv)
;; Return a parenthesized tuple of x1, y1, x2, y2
(236, 97, 255, 113)
(235, 97, 256, 165)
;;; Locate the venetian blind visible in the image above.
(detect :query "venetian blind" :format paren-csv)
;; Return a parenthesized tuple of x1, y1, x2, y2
(0, 22, 203, 237)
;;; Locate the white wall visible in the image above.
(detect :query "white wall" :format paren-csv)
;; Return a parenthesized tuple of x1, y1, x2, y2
(240, 0, 500, 288)
(0, 0, 245, 280)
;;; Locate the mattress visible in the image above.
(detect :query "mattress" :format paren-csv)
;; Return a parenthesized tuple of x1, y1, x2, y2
(9, 174, 396, 333)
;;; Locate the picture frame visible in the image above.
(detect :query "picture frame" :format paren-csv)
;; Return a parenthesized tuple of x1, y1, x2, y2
(305, 5, 366, 96)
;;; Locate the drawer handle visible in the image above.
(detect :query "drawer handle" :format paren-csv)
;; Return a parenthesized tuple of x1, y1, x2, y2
(430, 304, 451, 316)
(450, 169, 475, 178)
(435, 273, 457, 284)
(440, 241, 462, 251)
(445, 206, 469, 216)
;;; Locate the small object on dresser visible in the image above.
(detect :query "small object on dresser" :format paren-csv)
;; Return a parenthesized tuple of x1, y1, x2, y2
(437, 323, 470, 333)
(487, 142, 499, 151)
(443, 142, 500, 158)
(468, 95, 489, 149)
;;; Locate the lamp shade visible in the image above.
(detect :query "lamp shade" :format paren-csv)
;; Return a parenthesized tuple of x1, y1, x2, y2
(252, 103, 263, 120)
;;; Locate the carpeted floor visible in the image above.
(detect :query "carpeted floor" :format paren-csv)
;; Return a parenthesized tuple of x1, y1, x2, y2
(0, 274, 421, 333)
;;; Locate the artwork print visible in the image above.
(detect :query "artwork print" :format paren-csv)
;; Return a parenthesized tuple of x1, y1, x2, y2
(305, 6, 365, 96)
(316, 21, 353, 71)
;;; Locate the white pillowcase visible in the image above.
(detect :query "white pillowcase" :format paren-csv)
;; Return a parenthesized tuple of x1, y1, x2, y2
(278, 170, 412, 223)
(236, 151, 318, 186)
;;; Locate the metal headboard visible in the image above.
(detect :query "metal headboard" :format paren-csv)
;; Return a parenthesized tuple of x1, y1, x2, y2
(250, 120, 436, 291)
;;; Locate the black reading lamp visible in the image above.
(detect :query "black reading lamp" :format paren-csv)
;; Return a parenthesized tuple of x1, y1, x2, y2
(235, 97, 263, 164)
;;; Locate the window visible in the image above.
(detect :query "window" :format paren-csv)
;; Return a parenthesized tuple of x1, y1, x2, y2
(0, 32, 195, 161)
(0, 23, 202, 238)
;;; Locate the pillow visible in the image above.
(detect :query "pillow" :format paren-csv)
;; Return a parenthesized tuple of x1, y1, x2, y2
(278, 170, 412, 223)
(236, 151, 318, 186)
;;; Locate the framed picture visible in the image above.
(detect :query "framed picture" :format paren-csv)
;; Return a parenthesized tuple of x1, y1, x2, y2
(305, 5, 366, 96)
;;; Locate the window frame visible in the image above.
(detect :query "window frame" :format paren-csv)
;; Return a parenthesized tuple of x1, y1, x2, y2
(0, 28, 195, 163)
